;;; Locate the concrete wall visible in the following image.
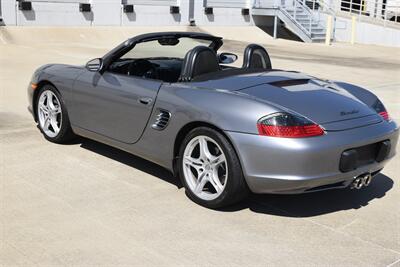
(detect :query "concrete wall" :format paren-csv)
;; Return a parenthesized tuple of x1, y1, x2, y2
(335, 16, 400, 47)
(1, 0, 254, 26)
(318, 12, 400, 47)
(2, 0, 398, 47)
(18, 2, 93, 26)
(0, 26, 274, 46)
(193, 0, 253, 25)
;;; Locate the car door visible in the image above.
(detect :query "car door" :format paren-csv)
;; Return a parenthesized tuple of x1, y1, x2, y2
(70, 70, 161, 144)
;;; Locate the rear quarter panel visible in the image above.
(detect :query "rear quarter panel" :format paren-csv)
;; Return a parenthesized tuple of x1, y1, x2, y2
(137, 80, 393, 172)
(132, 83, 281, 171)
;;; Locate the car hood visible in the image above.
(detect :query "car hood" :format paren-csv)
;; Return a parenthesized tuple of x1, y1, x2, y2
(191, 70, 381, 130)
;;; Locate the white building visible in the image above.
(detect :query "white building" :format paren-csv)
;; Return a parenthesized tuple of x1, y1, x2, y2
(0, 0, 399, 46)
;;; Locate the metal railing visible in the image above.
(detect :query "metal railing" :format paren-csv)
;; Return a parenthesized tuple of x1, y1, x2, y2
(253, 0, 337, 40)
(297, 0, 338, 39)
(334, 0, 399, 25)
(294, 0, 399, 26)
(253, 0, 399, 42)
(282, 0, 323, 37)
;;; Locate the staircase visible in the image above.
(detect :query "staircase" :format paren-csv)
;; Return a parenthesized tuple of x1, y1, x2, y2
(284, 7, 328, 42)
(253, 0, 335, 43)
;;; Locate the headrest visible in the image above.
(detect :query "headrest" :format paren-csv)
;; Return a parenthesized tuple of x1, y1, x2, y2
(179, 46, 221, 82)
(242, 44, 272, 69)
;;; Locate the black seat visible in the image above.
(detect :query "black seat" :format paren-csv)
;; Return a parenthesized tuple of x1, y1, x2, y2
(179, 46, 221, 82)
(242, 44, 272, 69)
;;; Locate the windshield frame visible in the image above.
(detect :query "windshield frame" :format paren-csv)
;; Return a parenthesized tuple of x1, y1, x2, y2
(120, 37, 216, 60)
(101, 32, 223, 73)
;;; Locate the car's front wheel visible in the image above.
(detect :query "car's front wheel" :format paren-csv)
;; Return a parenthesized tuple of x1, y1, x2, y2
(36, 85, 75, 143)
(178, 127, 248, 209)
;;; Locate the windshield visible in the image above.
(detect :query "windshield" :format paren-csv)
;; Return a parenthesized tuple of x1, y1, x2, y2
(121, 37, 213, 59)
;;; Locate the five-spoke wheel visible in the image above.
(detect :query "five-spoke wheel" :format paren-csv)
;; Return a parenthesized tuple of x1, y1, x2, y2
(182, 135, 228, 201)
(38, 90, 62, 138)
(36, 85, 75, 143)
(179, 127, 248, 208)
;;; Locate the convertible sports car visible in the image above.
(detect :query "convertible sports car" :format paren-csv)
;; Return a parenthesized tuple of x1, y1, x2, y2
(28, 32, 398, 208)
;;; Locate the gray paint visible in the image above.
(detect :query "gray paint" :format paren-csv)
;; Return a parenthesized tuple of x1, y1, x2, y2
(28, 34, 399, 194)
(239, 82, 375, 125)
(70, 71, 161, 144)
(227, 121, 398, 193)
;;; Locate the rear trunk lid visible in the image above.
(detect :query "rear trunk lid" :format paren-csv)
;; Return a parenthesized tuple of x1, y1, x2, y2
(239, 78, 380, 131)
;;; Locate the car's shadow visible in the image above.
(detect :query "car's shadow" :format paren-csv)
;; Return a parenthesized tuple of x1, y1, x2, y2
(223, 173, 393, 217)
(77, 137, 182, 189)
(76, 137, 394, 218)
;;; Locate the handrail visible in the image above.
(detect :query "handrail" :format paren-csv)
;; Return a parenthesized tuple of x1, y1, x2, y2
(253, 0, 336, 40)
(279, 7, 314, 36)
(253, 0, 399, 42)
(310, 0, 399, 27)
(307, 0, 337, 40)
(281, 0, 324, 37)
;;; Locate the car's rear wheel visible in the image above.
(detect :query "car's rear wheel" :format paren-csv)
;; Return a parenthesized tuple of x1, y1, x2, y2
(36, 85, 75, 143)
(178, 127, 248, 209)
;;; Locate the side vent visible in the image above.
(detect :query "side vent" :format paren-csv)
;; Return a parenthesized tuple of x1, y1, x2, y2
(152, 109, 171, 130)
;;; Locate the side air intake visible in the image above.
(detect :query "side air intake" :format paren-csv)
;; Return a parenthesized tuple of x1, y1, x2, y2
(152, 109, 171, 130)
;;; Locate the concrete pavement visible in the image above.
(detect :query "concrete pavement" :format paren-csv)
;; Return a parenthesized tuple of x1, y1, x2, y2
(1, 26, 399, 266)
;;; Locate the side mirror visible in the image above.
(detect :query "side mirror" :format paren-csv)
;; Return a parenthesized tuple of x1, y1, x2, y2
(86, 58, 103, 72)
(218, 52, 238, 64)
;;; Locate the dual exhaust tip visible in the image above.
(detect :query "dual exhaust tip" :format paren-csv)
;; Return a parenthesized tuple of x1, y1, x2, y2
(351, 173, 372, 190)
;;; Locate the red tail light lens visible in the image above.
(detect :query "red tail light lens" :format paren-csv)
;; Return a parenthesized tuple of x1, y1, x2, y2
(373, 100, 390, 121)
(257, 113, 324, 138)
(379, 111, 389, 121)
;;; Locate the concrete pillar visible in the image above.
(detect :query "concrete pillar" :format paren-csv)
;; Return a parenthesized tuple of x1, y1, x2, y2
(375, 0, 383, 17)
(350, 16, 356, 44)
(1, 0, 17, 25)
(325, 15, 332, 45)
(178, 0, 190, 25)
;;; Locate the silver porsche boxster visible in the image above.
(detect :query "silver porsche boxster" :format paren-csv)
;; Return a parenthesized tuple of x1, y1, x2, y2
(28, 32, 399, 208)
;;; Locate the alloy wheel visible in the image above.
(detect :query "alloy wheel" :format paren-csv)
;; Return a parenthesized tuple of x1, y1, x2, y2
(37, 90, 62, 138)
(182, 135, 228, 201)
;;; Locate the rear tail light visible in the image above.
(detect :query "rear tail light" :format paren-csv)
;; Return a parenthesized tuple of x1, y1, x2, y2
(379, 111, 389, 121)
(257, 112, 324, 138)
(373, 99, 390, 121)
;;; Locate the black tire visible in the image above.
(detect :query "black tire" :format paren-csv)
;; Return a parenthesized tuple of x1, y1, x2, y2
(178, 127, 249, 209)
(36, 85, 76, 143)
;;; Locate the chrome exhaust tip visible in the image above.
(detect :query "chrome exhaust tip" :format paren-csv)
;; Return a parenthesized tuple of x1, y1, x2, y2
(362, 173, 372, 186)
(351, 173, 372, 189)
(351, 177, 364, 190)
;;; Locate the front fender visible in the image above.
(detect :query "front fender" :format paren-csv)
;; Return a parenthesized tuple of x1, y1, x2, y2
(29, 64, 85, 116)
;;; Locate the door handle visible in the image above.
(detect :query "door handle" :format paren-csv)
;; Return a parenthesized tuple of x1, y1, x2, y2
(139, 97, 153, 105)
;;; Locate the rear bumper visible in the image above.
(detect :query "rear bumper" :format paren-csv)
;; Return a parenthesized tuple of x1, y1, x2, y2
(225, 120, 399, 194)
